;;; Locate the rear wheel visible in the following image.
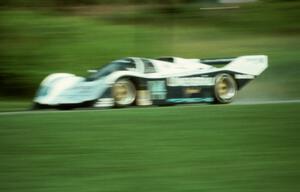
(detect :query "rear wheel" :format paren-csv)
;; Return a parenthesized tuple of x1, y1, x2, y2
(113, 78, 136, 107)
(214, 73, 237, 104)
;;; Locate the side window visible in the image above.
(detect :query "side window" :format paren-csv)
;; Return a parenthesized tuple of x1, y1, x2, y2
(124, 62, 136, 71)
(119, 59, 136, 71)
(142, 59, 156, 73)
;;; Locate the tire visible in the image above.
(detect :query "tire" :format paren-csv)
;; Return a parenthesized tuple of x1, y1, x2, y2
(57, 105, 74, 110)
(112, 78, 136, 107)
(31, 103, 48, 110)
(214, 73, 237, 104)
(31, 103, 41, 110)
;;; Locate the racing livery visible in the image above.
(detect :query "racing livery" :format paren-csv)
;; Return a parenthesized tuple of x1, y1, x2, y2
(33, 55, 268, 109)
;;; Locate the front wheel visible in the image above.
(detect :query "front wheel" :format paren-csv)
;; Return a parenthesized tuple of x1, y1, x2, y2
(31, 103, 42, 110)
(112, 78, 136, 107)
(214, 73, 237, 104)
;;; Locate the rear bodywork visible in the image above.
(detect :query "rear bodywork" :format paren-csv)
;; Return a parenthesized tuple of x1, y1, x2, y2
(33, 55, 268, 108)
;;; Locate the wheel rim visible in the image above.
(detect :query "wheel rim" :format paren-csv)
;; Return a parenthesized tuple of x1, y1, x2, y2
(216, 75, 236, 101)
(113, 79, 136, 106)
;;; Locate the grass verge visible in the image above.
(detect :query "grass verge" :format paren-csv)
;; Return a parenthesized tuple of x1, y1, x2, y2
(0, 103, 299, 192)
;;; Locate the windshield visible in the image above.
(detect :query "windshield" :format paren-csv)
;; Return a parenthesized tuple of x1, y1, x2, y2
(86, 59, 135, 81)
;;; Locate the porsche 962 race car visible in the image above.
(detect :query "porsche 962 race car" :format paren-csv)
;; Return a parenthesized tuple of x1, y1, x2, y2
(33, 55, 268, 109)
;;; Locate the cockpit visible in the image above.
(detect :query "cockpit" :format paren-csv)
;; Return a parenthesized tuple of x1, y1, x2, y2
(86, 57, 159, 81)
(86, 58, 136, 81)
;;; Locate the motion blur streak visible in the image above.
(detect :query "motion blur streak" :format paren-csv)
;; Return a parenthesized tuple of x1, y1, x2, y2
(0, 99, 299, 116)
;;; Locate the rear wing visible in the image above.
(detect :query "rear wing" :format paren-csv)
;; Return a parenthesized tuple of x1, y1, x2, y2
(199, 57, 236, 65)
(156, 55, 268, 76)
(199, 55, 268, 76)
(156, 56, 236, 65)
(223, 55, 268, 76)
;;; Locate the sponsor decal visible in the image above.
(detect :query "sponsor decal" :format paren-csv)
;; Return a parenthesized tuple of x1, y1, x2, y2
(167, 77, 214, 87)
(184, 87, 201, 95)
(147, 81, 167, 100)
(167, 98, 214, 103)
(235, 74, 255, 79)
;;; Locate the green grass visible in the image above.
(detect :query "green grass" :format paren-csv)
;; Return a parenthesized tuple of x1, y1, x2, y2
(0, 100, 30, 112)
(0, 103, 299, 192)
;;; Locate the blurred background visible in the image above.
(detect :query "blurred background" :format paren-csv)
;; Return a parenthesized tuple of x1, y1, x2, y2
(0, 0, 299, 110)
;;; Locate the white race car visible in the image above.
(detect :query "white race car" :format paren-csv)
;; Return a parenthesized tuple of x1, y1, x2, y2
(33, 55, 268, 109)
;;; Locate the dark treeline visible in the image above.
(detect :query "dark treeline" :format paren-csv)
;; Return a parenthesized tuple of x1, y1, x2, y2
(0, 0, 295, 7)
(0, 0, 202, 7)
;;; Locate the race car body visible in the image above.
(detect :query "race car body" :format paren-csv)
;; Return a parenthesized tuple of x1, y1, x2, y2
(33, 55, 268, 109)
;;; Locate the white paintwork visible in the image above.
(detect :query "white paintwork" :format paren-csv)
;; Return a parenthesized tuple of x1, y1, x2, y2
(224, 55, 268, 76)
(33, 55, 268, 106)
(235, 74, 255, 79)
(40, 73, 75, 86)
(167, 77, 215, 87)
(150, 58, 213, 75)
(34, 74, 108, 105)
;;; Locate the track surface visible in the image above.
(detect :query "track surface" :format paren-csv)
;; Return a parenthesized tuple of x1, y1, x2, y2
(0, 99, 299, 116)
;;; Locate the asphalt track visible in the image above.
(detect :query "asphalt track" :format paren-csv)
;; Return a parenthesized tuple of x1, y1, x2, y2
(0, 99, 299, 116)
